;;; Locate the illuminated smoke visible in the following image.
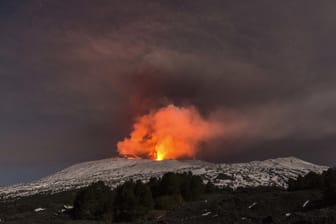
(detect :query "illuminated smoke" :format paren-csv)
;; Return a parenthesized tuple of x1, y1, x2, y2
(117, 104, 222, 160)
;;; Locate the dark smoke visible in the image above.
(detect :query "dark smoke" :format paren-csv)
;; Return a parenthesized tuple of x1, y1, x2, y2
(1, 0, 336, 184)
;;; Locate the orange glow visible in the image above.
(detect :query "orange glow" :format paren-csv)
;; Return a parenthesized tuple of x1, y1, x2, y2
(117, 104, 222, 160)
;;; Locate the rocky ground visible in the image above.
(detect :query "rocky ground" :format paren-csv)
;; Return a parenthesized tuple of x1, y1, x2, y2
(1, 188, 336, 224)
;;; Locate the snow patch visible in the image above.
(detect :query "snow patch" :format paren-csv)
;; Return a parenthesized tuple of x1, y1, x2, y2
(248, 202, 257, 209)
(34, 208, 46, 212)
(64, 205, 73, 209)
(202, 211, 211, 216)
(302, 200, 310, 208)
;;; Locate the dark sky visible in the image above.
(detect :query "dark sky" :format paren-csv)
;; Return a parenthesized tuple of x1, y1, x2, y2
(1, 0, 336, 185)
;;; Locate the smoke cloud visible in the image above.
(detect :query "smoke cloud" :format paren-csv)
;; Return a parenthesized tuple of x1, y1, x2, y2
(117, 104, 223, 160)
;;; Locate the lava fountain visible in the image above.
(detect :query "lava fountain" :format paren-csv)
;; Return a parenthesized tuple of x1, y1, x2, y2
(117, 104, 222, 160)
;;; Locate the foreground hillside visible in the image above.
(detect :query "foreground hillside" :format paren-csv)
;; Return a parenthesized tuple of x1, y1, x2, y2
(1, 186, 336, 224)
(0, 157, 327, 199)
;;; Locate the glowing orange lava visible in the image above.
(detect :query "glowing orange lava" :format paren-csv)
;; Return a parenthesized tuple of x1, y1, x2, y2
(117, 104, 222, 160)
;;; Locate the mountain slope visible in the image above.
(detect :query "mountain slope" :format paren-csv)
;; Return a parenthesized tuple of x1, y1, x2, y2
(0, 157, 328, 199)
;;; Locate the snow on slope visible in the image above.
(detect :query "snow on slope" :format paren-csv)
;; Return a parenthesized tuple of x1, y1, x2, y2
(0, 157, 328, 199)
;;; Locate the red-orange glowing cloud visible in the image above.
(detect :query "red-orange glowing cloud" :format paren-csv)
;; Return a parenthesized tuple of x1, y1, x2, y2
(117, 104, 222, 160)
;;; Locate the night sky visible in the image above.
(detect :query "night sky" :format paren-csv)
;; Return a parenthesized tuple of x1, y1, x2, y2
(1, 0, 336, 185)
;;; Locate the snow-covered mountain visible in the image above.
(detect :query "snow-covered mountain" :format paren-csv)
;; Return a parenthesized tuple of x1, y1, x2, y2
(0, 157, 328, 199)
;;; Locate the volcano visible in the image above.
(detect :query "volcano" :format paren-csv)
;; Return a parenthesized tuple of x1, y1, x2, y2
(0, 157, 327, 199)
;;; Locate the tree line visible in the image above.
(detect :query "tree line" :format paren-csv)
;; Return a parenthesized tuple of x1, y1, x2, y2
(72, 172, 218, 222)
(288, 168, 336, 205)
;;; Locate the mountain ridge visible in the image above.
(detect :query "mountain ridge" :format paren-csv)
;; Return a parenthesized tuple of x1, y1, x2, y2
(0, 157, 328, 199)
